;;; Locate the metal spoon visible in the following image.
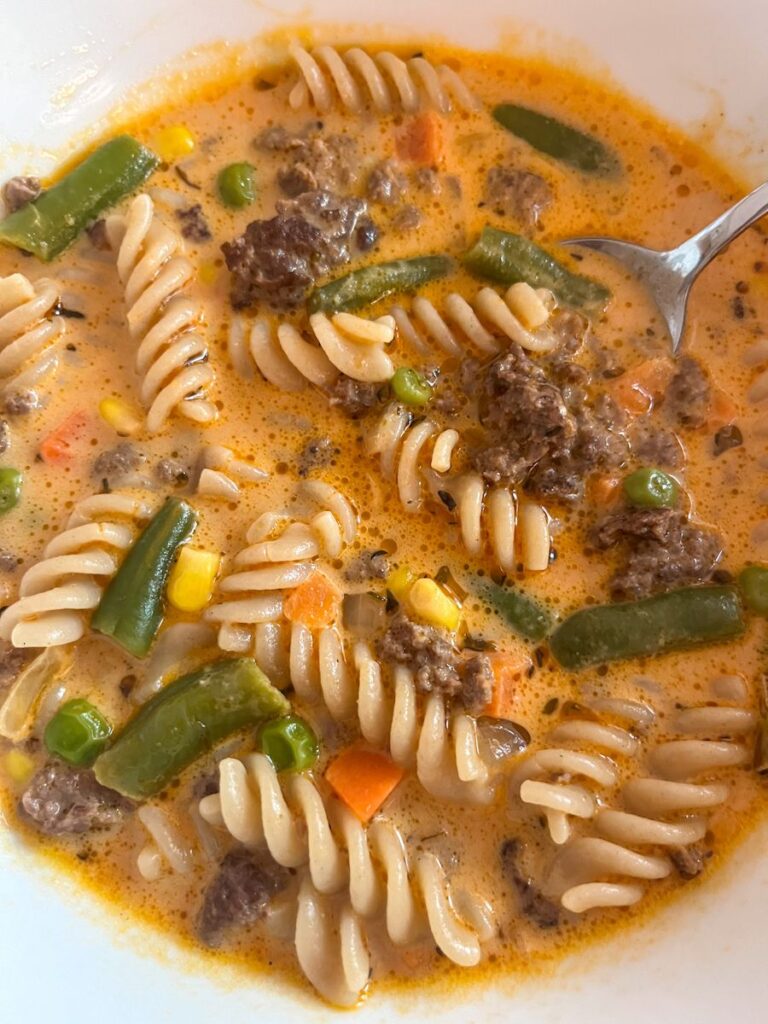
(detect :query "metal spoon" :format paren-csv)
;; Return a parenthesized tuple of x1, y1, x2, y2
(561, 180, 768, 353)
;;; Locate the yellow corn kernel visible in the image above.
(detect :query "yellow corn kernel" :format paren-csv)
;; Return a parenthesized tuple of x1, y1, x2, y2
(99, 396, 143, 437)
(167, 547, 221, 613)
(408, 578, 461, 632)
(4, 749, 35, 785)
(198, 261, 219, 286)
(387, 565, 417, 601)
(152, 124, 196, 164)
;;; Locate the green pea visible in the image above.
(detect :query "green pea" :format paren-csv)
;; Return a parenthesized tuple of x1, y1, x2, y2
(391, 367, 432, 406)
(0, 468, 22, 516)
(738, 565, 768, 616)
(217, 162, 257, 209)
(44, 698, 112, 766)
(623, 468, 679, 509)
(258, 714, 319, 773)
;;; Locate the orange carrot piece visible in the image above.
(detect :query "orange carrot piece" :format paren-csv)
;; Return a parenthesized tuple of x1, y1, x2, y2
(39, 410, 89, 465)
(589, 473, 622, 507)
(283, 570, 341, 629)
(611, 357, 675, 416)
(325, 747, 405, 822)
(395, 112, 444, 165)
(708, 387, 739, 429)
(484, 650, 531, 719)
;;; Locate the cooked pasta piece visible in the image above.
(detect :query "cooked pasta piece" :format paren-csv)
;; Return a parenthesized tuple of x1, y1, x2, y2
(549, 695, 758, 912)
(287, 44, 478, 115)
(0, 272, 66, 406)
(196, 444, 269, 500)
(105, 193, 217, 433)
(137, 803, 196, 881)
(199, 754, 492, 968)
(390, 284, 559, 359)
(0, 491, 155, 648)
(509, 699, 652, 845)
(247, 312, 395, 391)
(205, 481, 357, 659)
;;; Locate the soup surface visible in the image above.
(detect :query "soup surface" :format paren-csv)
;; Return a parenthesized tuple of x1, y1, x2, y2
(0, 36, 766, 1008)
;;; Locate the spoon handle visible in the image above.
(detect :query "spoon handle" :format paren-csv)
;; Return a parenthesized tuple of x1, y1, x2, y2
(677, 179, 768, 276)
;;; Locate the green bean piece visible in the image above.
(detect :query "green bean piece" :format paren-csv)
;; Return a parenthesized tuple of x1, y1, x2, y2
(0, 136, 158, 261)
(217, 162, 257, 209)
(44, 698, 112, 766)
(391, 367, 432, 406)
(492, 103, 619, 175)
(94, 658, 289, 799)
(549, 586, 745, 670)
(259, 714, 319, 773)
(92, 497, 197, 658)
(463, 226, 610, 309)
(738, 565, 768, 616)
(308, 255, 452, 314)
(482, 580, 553, 642)
(0, 468, 22, 516)
(623, 468, 679, 509)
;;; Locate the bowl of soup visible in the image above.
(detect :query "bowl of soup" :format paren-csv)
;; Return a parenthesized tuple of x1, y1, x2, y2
(0, 1, 766, 1021)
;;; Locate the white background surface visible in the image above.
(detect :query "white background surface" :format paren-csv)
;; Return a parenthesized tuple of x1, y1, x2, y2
(1, 1, 767, 1021)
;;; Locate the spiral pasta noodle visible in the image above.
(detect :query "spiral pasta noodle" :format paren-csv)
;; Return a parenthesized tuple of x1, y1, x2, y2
(509, 698, 654, 846)
(245, 311, 395, 391)
(548, 695, 757, 912)
(391, 282, 559, 360)
(105, 193, 217, 433)
(0, 272, 66, 405)
(205, 480, 357, 657)
(136, 804, 196, 881)
(196, 444, 269, 501)
(287, 44, 479, 115)
(0, 492, 155, 648)
(198, 754, 493, 975)
(367, 405, 552, 571)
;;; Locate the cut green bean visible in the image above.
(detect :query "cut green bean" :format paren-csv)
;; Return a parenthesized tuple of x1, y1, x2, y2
(92, 498, 197, 657)
(623, 468, 679, 509)
(217, 162, 257, 209)
(258, 714, 319, 773)
(738, 565, 768, 616)
(0, 136, 158, 261)
(308, 255, 452, 314)
(463, 227, 610, 309)
(549, 586, 745, 670)
(0, 468, 22, 516)
(482, 580, 553, 642)
(391, 367, 432, 406)
(94, 658, 289, 799)
(44, 698, 112, 766)
(493, 104, 619, 175)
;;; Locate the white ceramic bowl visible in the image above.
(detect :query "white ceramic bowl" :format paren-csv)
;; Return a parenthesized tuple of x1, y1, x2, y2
(1, 2, 767, 1021)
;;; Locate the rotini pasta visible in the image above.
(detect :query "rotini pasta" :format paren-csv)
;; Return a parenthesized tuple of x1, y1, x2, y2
(205, 481, 357, 657)
(196, 444, 269, 500)
(548, 695, 757, 912)
(0, 272, 66, 405)
(0, 492, 154, 648)
(287, 44, 478, 115)
(199, 753, 493, 969)
(105, 193, 217, 433)
(136, 803, 196, 881)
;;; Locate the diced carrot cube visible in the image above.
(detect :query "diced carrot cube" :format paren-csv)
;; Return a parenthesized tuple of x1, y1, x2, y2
(484, 650, 531, 720)
(589, 473, 622, 507)
(611, 357, 675, 416)
(283, 570, 341, 629)
(708, 387, 739, 429)
(325, 747, 405, 822)
(39, 410, 90, 465)
(395, 112, 444, 165)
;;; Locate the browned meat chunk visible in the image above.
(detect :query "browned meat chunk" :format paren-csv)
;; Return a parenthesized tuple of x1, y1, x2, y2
(176, 204, 211, 242)
(343, 549, 389, 583)
(4, 389, 37, 416)
(92, 442, 144, 483)
(367, 159, 408, 206)
(0, 419, 9, 455)
(630, 422, 685, 469)
(328, 375, 383, 418)
(154, 457, 190, 486)
(377, 614, 462, 696)
(460, 654, 493, 714)
(86, 218, 111, 251)
(3, 176, 41, 213)
(0, 645, 30, 689)
(590, 507, 723, 599)
(0, 551, 18, 572)
(713, 424, 743, 456)
(414, 167, 441, 195)
(484, 166, 552, 228)
(297, 436, 337, 477)
(222, 190, 370, 309)
(665, 356, 711, 428)
(198, 847, 289, 944)
(392, 204, 422, 232)
(500, 838, 560, 928)
(670, 842, 711, 879)
(20, 761, 132, 835)
(276, 133, 358, 197)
